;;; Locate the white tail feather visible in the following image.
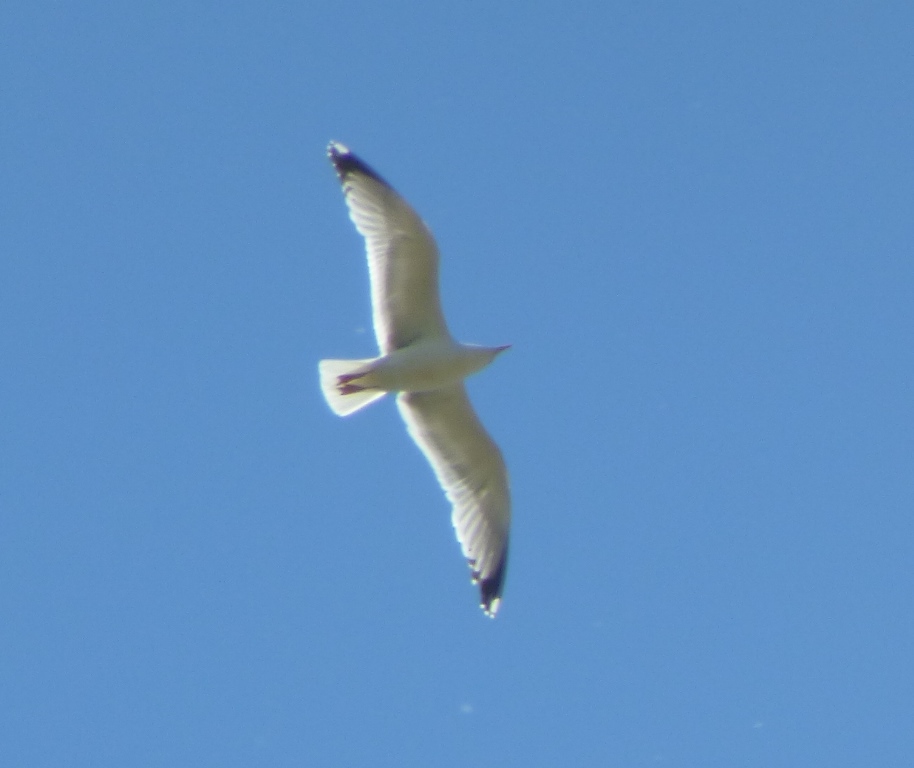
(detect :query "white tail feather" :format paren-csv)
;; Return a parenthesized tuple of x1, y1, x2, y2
(318, 358, 386, 416)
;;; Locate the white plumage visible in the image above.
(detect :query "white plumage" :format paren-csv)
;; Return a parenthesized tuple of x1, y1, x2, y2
(319, 142, 511, 617)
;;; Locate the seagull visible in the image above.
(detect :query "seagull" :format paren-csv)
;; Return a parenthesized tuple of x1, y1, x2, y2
(319, 142, 511, 617)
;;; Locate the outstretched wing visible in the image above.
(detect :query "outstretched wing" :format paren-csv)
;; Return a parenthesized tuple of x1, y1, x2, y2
(328, 142, 450, 353)
(397, 386, 510, 617)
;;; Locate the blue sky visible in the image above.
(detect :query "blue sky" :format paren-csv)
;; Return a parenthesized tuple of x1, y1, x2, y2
(2, 2, 913, 765)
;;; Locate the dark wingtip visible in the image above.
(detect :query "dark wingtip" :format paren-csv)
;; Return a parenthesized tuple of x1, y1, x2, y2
(326, 141, 390, 187)
(473, 543, 509, 618)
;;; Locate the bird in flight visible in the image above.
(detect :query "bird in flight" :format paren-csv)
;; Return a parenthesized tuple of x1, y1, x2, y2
(319, 142, 511, 617)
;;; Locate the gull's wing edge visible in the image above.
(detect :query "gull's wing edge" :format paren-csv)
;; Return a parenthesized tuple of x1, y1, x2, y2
(397, 386, 511, 617)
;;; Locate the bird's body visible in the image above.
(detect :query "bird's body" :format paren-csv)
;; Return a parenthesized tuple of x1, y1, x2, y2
(322, 338, 506, 404)
(319, 142, 511, 617)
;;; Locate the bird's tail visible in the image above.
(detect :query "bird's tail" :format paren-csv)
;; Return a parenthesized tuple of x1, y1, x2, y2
(318, 358, 386, 416)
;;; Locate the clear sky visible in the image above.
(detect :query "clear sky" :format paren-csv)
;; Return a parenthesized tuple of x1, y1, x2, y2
(2, 2, 913, 766)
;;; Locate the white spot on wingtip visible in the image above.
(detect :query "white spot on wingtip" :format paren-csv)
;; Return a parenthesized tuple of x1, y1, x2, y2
(483, 597, 501, 618)
(328, 140, 350, 155)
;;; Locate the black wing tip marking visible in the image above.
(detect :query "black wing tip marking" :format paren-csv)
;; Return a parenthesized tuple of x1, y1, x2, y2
(326, 141, 391, 188)
(471, 543, 509, 618)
